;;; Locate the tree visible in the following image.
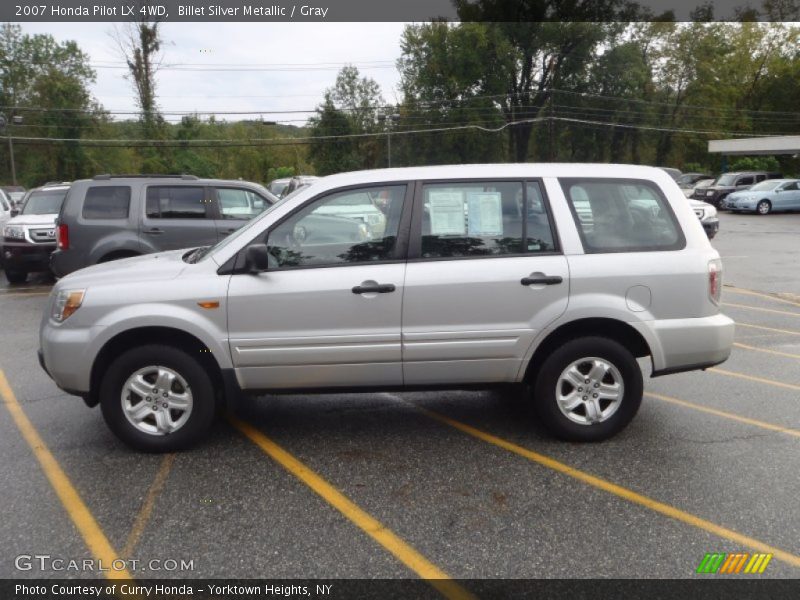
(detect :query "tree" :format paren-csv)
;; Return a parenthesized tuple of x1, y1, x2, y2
(0, 23, 99, 184)
(308, 66, 385, 174)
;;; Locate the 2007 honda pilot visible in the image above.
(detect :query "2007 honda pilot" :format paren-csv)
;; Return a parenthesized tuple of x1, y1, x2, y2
(39, 164, 735, 452)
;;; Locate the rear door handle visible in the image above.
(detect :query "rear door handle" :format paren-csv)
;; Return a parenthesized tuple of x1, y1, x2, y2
(144, 228, 164, 235)
(352, 283, 396, 294)
(521, 275, 563, 286)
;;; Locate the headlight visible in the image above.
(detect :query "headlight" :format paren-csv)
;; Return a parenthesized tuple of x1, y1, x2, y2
(52, 289, 85, 322)
(3, 225, 24, 239)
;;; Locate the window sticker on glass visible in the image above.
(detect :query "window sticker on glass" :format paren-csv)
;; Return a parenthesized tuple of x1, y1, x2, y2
(467, 192, 503, 236)
(428, 190, 466, 235)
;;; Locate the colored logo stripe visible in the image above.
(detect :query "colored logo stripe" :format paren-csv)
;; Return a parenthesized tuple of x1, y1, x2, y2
(697, 553, 772, 574)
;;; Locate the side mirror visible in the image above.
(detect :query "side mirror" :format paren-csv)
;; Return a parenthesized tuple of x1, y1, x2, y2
(245, 245, 271, 273)
(10, 208, 19, 217)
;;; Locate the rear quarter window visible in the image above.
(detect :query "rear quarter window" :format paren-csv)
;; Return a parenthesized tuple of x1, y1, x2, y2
(560, 178, 685, 253)
(81, 186, 131, 219)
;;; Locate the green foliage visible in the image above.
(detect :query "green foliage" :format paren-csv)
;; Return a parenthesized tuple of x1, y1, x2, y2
(729, 156, 781, 172)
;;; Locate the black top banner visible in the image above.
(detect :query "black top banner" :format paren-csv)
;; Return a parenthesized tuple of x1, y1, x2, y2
(2, 0, 796, 22)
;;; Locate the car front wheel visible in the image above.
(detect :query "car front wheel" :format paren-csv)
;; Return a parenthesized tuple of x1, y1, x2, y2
(532, 336, 643, 442)
(756, 200, 771, 215)
(100, 345, 216, 452)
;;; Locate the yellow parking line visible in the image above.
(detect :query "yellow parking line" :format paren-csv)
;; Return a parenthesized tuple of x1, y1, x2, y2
(416, 407, 800, 570)
(725, 286, 800, 309)
(122, 453, 176, 557)
(708, 367, 800, 392)
(734, 341, 800, 360)
(736, 322, 800, 336)
(646, 392, 800, 439)
(228, 415, 475, 600)
(723, 302, 800, 318)
(0, 370, 132, 580)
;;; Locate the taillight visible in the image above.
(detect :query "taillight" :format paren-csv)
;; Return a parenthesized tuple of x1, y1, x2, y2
(57, 224, 69, 250)
(708, 259, 722, 304)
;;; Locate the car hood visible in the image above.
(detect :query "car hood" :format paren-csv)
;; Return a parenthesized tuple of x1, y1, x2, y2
(6, 214, 58, 227)
(57, 249, 190, 288)
(728, 191, 764, 200)
(688, 199, 713, 209)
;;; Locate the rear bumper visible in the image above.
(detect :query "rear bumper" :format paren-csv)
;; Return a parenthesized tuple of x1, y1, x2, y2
(645, 313, 735, 376)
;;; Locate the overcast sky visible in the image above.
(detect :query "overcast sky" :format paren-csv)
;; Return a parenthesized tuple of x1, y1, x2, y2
(18, 22, 408, 126)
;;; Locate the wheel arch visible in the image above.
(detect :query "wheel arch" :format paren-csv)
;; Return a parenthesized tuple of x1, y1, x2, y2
(523, 317, 651, 385)
(88, 326, 224, 408)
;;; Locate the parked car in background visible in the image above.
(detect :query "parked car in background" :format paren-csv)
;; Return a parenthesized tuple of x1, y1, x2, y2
(267, 177, 291, 198)
(281, 175, 320, 198)
(2, 183, 70, 283)
(0, 189, 13, 231)
(50, 174, 277, 278)
(699, 171, 783, 207)
(723, 179, 800, 214)
(688, 198, 719, 238)
(658, 167, 682, 182)
(2, 185, 26, 207)
(312, 188, 388, 237)
(683, 178, 715, 198)
(677, 173, 714, 189)
(38, 164, 734, 451)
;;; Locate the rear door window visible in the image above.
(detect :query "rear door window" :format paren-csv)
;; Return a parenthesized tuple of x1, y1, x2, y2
(146, 186, 208, 219)
(560, 178, 684, 253)
(419, 181, 556, 259)
(82, 186, 131, 219)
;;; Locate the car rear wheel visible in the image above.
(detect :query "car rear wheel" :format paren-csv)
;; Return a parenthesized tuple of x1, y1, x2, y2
(100, 345, 216, 452)
(532, 336, 643, 442)
(756, 200, 771, 215)
(4, 269, 27, 284)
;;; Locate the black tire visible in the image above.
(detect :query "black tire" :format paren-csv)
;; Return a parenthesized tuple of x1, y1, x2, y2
(4, 269, 28, 284)
(532, 336, 643, 442)
(100, 344, 216, 452)
(756, 200, 771, 215)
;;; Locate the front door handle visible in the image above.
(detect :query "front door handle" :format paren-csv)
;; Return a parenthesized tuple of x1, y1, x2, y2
(521, 275, 563, 286)
(144, 228, 164, 235)
(352, 283, 396, 294)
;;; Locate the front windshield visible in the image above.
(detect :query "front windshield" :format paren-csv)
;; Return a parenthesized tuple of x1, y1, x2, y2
(21, 190, 67, 215)
(197, 192, 293, 260)
(716, 174, 737, 186)
(749, 181, 781, 192)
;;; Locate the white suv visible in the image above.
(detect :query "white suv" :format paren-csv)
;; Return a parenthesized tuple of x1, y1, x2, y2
(39, 164, 734, 452)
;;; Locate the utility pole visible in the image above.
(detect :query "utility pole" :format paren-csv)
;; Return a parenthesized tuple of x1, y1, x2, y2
(378, 112, 400, 167)
(0, 114, 21, 185)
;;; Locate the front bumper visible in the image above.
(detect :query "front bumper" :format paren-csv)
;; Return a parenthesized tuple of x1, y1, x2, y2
(39, 320, 101, 394)
(2, 239, 55, 272)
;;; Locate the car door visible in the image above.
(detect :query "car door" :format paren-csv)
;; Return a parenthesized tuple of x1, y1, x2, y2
(778, 181, 800, 209)
(226, 183, 412, 390)
(212, 186, 272, 240)
(402, 180, 569, 385)
(140, 184, 218, 251)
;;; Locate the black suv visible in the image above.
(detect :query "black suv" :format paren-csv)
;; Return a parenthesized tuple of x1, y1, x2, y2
(50, 175, 277, 277)
(697, 171, 783, 207)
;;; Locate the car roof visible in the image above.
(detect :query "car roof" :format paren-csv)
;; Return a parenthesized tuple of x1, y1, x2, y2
(312, 163, 673, 190)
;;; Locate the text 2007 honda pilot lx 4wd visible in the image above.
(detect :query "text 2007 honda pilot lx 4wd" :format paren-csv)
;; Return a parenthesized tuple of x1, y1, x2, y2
(39, 164, 735, 452)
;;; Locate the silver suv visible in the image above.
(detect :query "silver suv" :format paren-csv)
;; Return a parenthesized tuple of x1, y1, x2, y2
(39, 164, 735, 452)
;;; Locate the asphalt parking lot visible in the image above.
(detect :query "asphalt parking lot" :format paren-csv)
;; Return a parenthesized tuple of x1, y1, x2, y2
(1, 211, 799, 589)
